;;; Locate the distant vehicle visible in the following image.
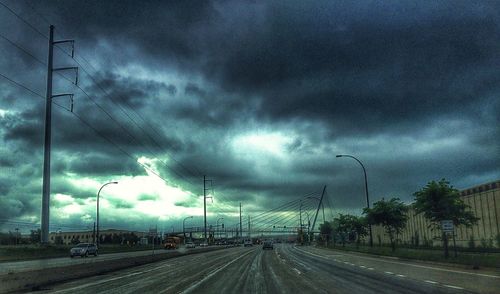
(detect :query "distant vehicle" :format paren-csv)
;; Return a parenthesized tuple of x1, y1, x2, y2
(244, 239, 253, 247)
(263, 240, 273, 250)
(70, 243, 98, 258)
(200, 242, 208, 247)
(164, 236, 181, 249)
(186, 241, 195, 249)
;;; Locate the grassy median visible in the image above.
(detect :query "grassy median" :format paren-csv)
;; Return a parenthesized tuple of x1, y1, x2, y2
(0, 244, 158, 262)
(318, 244, 500, 269)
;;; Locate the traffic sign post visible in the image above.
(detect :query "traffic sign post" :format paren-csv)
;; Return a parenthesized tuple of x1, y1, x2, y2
(441, 220, 457, 257)
(441, 220, 454, 233)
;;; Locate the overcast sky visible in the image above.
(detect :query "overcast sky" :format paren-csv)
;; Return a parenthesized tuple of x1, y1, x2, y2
(0, 0, 499, 233)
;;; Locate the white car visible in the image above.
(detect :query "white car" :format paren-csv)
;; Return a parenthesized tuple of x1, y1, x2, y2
(200, 242, 208, 247)
(243, 239, 253, 247)
(70, 243, 98, 258)
(186, 242, 195, 248)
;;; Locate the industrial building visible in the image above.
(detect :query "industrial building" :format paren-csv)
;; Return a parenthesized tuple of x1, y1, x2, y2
(372, 180, 500, 248)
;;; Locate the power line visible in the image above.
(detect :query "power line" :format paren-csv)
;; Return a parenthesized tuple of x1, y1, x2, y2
(0, 0, 200, 187)
(0, 72, 174, 185)
(0, 0, 47, 39)
(0, 26, 196, 187)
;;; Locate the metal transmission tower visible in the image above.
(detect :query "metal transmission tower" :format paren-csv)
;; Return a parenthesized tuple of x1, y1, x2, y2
(203, 175, 213, 243)
(41, 25, 78, 244)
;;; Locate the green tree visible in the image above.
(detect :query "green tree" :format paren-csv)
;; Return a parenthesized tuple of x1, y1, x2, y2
(413, 179, 479, 258)
(319, 221, 334, 245)
(334, 214, 368, 247)
(30, 229, 41, 244)
(364, 198, 408, 251)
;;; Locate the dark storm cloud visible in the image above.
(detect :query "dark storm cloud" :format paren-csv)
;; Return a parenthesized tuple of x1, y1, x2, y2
(1, 0, 499, 232)
(67, 152, 143, 176)
(30, 0, 499, 137)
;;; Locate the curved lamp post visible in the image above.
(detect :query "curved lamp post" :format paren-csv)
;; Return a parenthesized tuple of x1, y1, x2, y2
(183, 216, 193, 244)
(336, 154, 373, 247)
(96, 181, 118, 247)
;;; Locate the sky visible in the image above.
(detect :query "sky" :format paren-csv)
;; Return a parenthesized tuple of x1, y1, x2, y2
(0, 0, 499, 234)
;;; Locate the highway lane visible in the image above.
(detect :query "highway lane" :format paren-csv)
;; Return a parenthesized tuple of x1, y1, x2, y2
(0, 247, 216, 274)
(296, 245, 500, 294)
(36, 244, 482, 294)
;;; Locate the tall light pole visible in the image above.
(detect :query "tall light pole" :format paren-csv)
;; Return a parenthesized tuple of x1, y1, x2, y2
(336, 154, 373, 247)
(183, 216, 193, 244)
(299, 200, 303, 244)
(96, 181, 118, 247)
(216, 217, 224, 240)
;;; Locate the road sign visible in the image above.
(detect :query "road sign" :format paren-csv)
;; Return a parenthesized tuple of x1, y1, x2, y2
(441, 220, 454, 232)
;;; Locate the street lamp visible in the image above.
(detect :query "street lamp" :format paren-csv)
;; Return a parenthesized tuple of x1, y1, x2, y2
(216, 217, 224, 240)
(183, 216, 193, 244)
(96, 181, 118, 247)
(336, 154, 373, 247)
(299, 201, 304, 244)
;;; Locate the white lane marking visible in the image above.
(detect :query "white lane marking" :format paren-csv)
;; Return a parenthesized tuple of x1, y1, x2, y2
(307, 248, 500, 279)
(444, 285, 464, 290)
(367, 268, 374, 270)
(396, 274, 406, 278)
(52, 271, 144, 293)
(425, 280, 438, 284)
(180, 249, 254, 294)
(293, 268, 302, 275)
(384, 271, 394, 275)
(359, 265, 366, 268)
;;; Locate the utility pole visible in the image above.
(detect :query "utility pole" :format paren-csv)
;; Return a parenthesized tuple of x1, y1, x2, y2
(41, 25, 77, 244)
(248, 215, 250, 238)
(299, 200, 303, 244)
(239, 203, 242, 243)
(203, 176, 212, 244)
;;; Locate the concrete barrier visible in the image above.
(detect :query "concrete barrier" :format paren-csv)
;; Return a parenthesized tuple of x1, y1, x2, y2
(0, 247, 224, 293)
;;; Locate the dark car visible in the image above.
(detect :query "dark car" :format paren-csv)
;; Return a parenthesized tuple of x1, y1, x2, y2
(263, 240, 273, 250)
(70, 243, 98, 258)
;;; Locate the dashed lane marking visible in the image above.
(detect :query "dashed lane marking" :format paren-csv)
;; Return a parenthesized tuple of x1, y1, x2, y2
(384, 271, 394, 275)
(444, 285, 464, 290)
(293, 268, 302, 275)
(396, 274, 406, 278)
(310, 248, 500, 279)
(424, 280, 438, 284)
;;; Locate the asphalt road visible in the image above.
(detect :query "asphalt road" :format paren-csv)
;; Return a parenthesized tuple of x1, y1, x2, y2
(34, 244, 498, 294)
(0, 247, 210, 274)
